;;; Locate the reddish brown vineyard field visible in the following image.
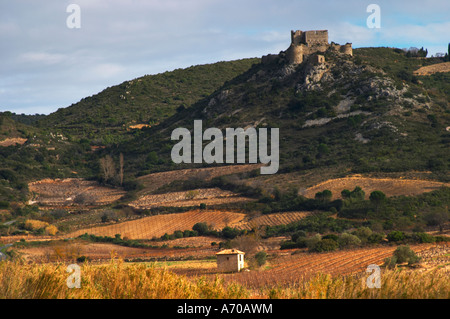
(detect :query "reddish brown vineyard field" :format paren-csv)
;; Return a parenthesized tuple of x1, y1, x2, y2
(217, 244, 437, 288)
(63, 210, 316, 240)
(16, 241, 219, 263)
(64, 210, 247, 240)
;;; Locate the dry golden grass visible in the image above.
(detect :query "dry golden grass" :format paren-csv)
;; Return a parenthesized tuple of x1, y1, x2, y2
(413, 62, 450, 75)
(0, 259, 448, 299)
(24, 220, 49, 231)
(264, 268, 449, 299)
(0, 137, 27, 147)
(0, 259, 248, 299)
(45, 225, 58, 236)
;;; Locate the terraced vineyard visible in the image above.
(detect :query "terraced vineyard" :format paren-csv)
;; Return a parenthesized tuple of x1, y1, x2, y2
(136, 164, 261, 195)
(303, 176, 449, 200)
(64, 210, 247, 240)
(233, 211, 314, 230)
(129, 188, 254, 209)
(28, 179, 126, 208)
(222, 244, 437, 288)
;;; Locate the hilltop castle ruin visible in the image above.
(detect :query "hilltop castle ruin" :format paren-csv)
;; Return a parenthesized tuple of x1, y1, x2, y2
(263, 29, 352, 65)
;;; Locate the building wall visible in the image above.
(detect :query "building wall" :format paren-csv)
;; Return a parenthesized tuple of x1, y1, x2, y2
(286, 44, 304, 64)
(217, 254, 244, 272)
(303, 30, 328, 45)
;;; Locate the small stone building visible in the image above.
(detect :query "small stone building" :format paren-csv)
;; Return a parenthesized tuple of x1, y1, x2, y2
(312, 54, 325, 64)
(216, 249, 245, 272)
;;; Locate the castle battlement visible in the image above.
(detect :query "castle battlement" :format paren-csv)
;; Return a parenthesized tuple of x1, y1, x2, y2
(284, 29, 352, 65)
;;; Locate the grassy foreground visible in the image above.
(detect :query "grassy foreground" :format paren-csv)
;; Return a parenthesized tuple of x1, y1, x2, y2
(0, 259, 448, 299)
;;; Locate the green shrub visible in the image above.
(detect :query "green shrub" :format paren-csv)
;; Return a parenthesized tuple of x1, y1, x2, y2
(322, 234, 339, 241)
(291, 230, 307, 242)
(174, 230, 184, 239)
(338, 233, 361, 248)
(310, 238, 338, 252)
(367, 233, 384, 244)
(306, 234, 322, 250)
(0, 201, 10, 209)
(192, 222, 209, 235)
(255, 251, 268, 267)
(280, 240, 298, 250)
(387, 231, 405, 242)
(412, 232, 435, 243)
(386, 245, 420, 267)
(353, 227, 373, 242)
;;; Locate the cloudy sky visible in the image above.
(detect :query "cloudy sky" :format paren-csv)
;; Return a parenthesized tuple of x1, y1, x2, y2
(1, 0, 448, 115)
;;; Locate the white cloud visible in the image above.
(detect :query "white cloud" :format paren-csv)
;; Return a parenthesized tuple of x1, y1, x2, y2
(91, 63, 126, 79)
(19, 52, 66, 65)
(1, 0, 449, 114)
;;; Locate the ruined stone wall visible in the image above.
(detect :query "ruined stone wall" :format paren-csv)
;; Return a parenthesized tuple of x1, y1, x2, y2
(285, 29, 351, 64)
(330, 42, 353, 56)
(311, 54, 325, 64)
(340, 43, 353, 56)
(286, 44, 304, 64)
(303, 30, 328, 45)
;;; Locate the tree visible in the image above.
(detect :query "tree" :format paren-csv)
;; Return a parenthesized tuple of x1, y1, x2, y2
(385, 245, 420, 268)
(315, 189, 332, 202)
(354, 227, 373, 243)
(337, 233, 361, 248)
(192, 222, 209, 235)
(221, 226, 240, 239)
(99, 155, 116, 182)
(423, 210, 449, 233)
(369, 190, 386, 203)
(310, 238, 339, 252)
(255, 251, 267, 267)
(341, 189, 351, 199)
(387, 230, 405, 242)
(369, 190, 386, 212)
(119, 153, 124, 186)
(350, 186, 365, 200)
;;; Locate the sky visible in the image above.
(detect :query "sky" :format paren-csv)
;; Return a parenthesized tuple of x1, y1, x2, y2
(1, 0, 448, 115)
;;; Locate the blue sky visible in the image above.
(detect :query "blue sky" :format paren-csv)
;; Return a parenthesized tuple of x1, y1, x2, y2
(0, 0, 448, 115)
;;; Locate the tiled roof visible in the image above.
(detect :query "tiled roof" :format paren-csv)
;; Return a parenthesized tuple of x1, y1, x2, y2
(216, 249, 245, 255)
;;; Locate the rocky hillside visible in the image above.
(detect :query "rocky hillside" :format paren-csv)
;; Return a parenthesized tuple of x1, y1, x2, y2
(116, 47, 449, 183)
